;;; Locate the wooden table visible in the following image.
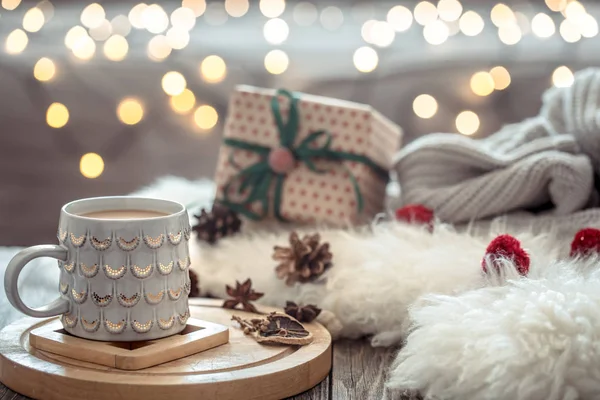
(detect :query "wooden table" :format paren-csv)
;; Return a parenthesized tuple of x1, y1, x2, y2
(0, 339, 418, 400)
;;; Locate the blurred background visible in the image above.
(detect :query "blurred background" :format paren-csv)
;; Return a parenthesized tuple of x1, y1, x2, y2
(0, 0, 597, 245)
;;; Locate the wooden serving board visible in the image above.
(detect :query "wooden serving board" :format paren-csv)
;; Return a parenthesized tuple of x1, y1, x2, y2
(0, 298, 332, 400)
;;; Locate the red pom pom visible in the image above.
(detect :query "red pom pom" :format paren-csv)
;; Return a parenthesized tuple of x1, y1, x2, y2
(395, 204, 434, 231)
(481, 234, 530, 276)
(570, 228, 600, 257)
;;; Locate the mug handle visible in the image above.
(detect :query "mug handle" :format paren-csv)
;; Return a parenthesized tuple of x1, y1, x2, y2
(4, 245, 71, 318)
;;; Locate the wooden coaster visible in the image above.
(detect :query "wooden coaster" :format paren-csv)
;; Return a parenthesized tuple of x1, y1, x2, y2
(0, 298, 332, 400)
(29, 318, 229, 370)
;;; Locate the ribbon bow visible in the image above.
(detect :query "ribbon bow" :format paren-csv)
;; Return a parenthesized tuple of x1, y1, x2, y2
(219, 89, 387, 221)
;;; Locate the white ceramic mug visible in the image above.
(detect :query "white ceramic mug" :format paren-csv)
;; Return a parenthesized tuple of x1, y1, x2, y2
(4, 197, 192, 342)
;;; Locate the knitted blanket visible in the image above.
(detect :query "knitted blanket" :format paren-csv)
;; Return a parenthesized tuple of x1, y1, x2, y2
(394, 68, 600, 235)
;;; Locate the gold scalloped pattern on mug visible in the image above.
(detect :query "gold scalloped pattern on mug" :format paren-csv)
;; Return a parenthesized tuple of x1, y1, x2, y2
(63, 261, 75, 273)
(177, 257, 190, 271)
(168, 287, 183, 300)
(131, 264, 153, 279)
(117, 236, 140, 251)
(71, 288, 88, 304)
(70, 232, 86, 247)
(91, 236, 112, 251)
(80, 263, 99, 278)
(92, 292, 112, 307)
(57, 229, 67, 243)
(62, 313, 78, 328)
(104, 319, 126, 334)
(117, 292, 140, 308)
(157, 316, 175, 330)
(158, 261, 173, 275)
(168, 231, 182, 245)
(131, 319, 153, 333)
(59, 282, 69, 295)
(81, 317, 100, 333)
(103, 264, 126, 280)
(144, 290, 165, 305)
(143, 233, 164, 249)
(178, 308, 190, 325)
(184, 227, 191, 241)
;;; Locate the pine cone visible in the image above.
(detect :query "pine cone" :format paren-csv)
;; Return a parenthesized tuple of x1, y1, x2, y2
(273, 232, 332, 286)
(284, 301, 321, 323)
(192, 204, 242, 244)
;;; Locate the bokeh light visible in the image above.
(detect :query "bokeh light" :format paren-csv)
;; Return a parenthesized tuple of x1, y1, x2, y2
(260, 0, 285, 18)
(579, 14, 598, 38)
(564, 1, 586, 21)
(36, 0, 54, 22)
(23, 7, 45, 33)
(368, 21, 395, 47)
(353, 46, 378, 73)
(103, 35, 128, 61)
(170, 89, 196, 114)
(470, 71, 495, 96)
(204, 1, 228, 25)
(111, 15, 131, 37)
(293, 2, 318, 26)
(423, 20, 449, 45)
(490, 3, 515, 28)
(81, 3, 105, 29)
(490, 66, 511, 90)
(437, 0, 462, 22)
(46, 102, 69, 128)
(117, 98, 144, 125)
(194, 105, 219, 130)
(545, 0, 567, 12)
(147, 34, 171, 61)
(170, 6, 196, 30)
(71, 35, 96, 60)
(552, 66, 574, 88)
(263, 18, 289, 45)
(166, 27, 190, 49)
(225, 0, 249, 18)
(456, 111, 480, 136)
(142, 4, 169, 33)
(386, 5, 413, 32)
(264, 49, 289, 74)
(80, 153, 104, 179)
(200, 55, 227, 83)
(560, 19, 581, 43)
(33, 57, 56, 81)
(89, 19, 112, 41)
(182, 0, 206, 17)
(531, 13, 555, 38)
(459, 11, 484, 36)
(413, 94, 438, 119)
(65, 26, 87, 49)
(414, 1, 437, 26)
(2, 0, 21, 11)
(128, 3, 147, 29)
(498, 24, 522, 45)
(320, 6, 344, 31)
(161, 71, 186, 96)
(5, 29, 28, 54)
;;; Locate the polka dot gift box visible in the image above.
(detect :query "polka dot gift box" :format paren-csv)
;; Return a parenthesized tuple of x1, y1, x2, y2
(214, 85, 403, 225)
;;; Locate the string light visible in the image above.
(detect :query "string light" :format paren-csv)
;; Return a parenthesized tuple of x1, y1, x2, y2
(128, 3, 147, 29)
(117, 98, 144, 125)
(564, 1, 586, 21)
(293, 2, 318, 26)
(194, 105, 218, 130)
(560, 19, 581, 43)
(89, 19, 112, 41)
(490, 3, 515, 28)
(369, 21, 395, 47)
(147, 35, 171, 61)
(33, 57, 56, 81)
(361, 20, 377, 43)
(459, 11, 484, 36)
(170, 89, 196, 114)
(22, 7, 45, 33)
(437, 0, 462, 22)
(552, 66, 574, 87)
(80, 153, 104, 179)
(498, 24, 522, 45)
(170, 7, 196, 30)
(414, 1, 437, 26)
(161, 71, 186, 96)
(353, 46, 378, 73)
(2, 0, 21, 11)
(456, 111, 479, 136)
(5, 29, 28, 54)
(470, 71, 495, 96)
(579, 14, 598, 38)
(65, 26, 88, 49)
(200, 55, 227, 83)
(142, 4, 169, 33)
(531, 13, 555, 38)
(204, 1, 228, 25)
(263, 18, 289, 45)
(103, 35, 128, 61)
(423, 20, 449, 45)
(260, 0, 285, 18)
(264, 49, 289, 74)
(387, 5, 413, 32)
(545, 0, 567, 12)
(225, 0, 249, 18)
(412, 94, 438, 119)
(111, 15, 131, 37)
(166, 27, 190, 49)
(80, 3, 105, 29)
(46, 102, 69, 128)
(320, 6, 344, 31)
(71, 35, 96, 60)
(490, 66, 511, 90)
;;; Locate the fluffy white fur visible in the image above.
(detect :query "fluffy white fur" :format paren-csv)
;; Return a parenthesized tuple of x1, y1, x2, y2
(388, 255, 600, 400)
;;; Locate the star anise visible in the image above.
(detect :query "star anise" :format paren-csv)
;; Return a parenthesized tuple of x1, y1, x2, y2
(284, 301, 321, 323)
(222, 278, 264, 313)
(231, 312, 313, 345)
(273, 232, 333, 286)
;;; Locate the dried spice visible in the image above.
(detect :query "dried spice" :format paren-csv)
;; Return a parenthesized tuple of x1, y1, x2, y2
(284, 301, 321, 323)
(273, 232, 332, 286)
(192, 204, 242, 244)
(231, 312, 314, 345)
(222, 279, 264, 313)
(188, 269, 200, 298)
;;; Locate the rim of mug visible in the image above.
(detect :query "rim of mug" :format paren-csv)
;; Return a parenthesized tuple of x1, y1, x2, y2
(61, 196, 186, 222)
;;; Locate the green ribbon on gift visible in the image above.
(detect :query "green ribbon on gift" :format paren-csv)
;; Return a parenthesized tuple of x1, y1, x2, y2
(218, 89, 388, 221)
